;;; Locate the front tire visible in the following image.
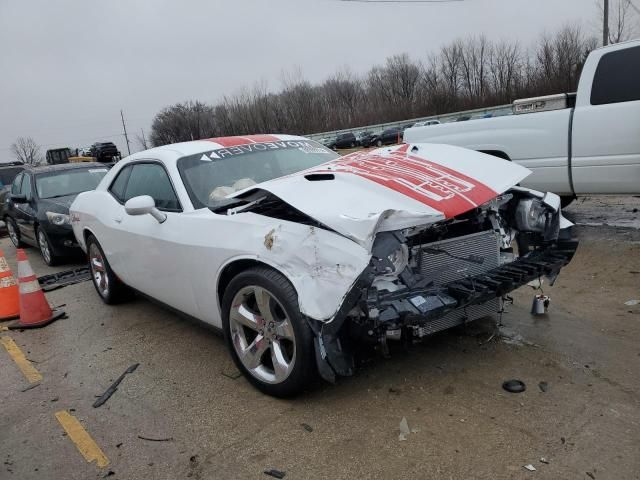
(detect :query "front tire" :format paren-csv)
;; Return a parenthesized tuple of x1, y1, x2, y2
(86, 234, 131, 304)
(37, 228, 58, 266)
(376, 139, 383, 147)
(221, 266, 316, 397)
(6, 217, 23, 247)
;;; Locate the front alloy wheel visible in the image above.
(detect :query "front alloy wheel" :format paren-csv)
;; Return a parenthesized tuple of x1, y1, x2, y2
(222, 267, 315, 397)
(6, 218, 21, 247)
(37, 229, 57, 266)
(229, 286, 296, 385)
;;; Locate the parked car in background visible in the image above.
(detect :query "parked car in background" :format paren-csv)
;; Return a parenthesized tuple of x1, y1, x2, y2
(358, 131, 378, 147)
(327, 132, 358, 150)
(89, 142, 121, 163)
(369, 126, 403, 147)
(405, 40, 640, 204)
(0, 162, 26, 232)
(402, 123, 415, 130)
(3, 163, 109, 265)
(356, 131, 373, 145)
(413, 119, 441, 127)
(70, 135, 576, 397)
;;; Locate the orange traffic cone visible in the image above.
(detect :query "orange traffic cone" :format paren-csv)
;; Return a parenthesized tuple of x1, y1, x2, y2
(9, 249, 64, 329)
(0, 249, 20, 321)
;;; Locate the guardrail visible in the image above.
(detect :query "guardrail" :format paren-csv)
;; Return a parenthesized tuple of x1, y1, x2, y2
(305, 103, 513, 141)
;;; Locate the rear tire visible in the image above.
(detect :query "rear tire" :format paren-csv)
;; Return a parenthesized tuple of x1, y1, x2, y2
(376, 139, 383, 147)
(86, 234, 131, 304)
(6, 217, 23, 247)
(221, 266, 316, 397)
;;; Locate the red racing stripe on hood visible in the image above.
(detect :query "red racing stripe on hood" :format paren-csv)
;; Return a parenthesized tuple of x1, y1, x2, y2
(314, 149, 498, 218)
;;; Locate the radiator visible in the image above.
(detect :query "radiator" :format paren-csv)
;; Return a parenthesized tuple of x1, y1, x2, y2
(415, 230, 501, 335)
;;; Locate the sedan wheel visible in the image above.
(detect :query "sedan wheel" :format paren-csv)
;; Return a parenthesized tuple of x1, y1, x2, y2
(37, 229, 56, 266)
(222, 267, 315, 397)
(229, 286, 296, 385)
(6, 219, 21, 247)
(376, 139, 383, 147)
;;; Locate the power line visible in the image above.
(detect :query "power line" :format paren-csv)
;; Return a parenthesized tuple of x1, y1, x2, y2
(340, 0, 464, 3)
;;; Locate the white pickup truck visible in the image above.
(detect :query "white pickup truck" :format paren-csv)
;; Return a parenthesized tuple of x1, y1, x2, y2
(404, 40, 640, 205)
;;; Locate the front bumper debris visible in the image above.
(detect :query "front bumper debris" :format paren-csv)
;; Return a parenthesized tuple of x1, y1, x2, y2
(369, 240, 578, 325)
(312, 239, 578, 384)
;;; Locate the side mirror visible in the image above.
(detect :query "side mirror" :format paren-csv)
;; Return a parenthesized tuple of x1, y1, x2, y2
(10, 193, 28, 203)
(124, 195, 167, 223)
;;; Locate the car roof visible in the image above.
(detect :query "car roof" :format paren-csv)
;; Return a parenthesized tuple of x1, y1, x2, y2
(26, 162, 109, 175)
(124, 134, 309, 164)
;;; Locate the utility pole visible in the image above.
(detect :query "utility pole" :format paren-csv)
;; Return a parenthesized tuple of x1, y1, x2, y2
(603, 0, 609, 46)
(120, 109, 131, 156)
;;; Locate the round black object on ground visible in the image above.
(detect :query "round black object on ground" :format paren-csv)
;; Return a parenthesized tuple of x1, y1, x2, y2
(502, 380, 526, 393)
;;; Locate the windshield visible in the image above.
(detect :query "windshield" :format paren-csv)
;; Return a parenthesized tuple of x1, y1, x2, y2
(177, 139, 339, 209)
(36, 167, 108, 199)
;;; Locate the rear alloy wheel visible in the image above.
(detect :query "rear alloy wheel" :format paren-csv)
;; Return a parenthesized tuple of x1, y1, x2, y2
(222, 267, 315, 397)
(6, 218, 23, 248)
(37, 229, 58, 266)
(376, 139, 383, 147)
(87, 235, 131, 304)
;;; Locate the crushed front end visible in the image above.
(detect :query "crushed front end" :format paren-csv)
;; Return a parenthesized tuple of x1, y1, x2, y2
(313, 189, 578, 382)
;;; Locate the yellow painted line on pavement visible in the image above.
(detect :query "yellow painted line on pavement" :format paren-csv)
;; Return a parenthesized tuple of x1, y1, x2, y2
(55, 411, 110, 468)
(0, 336, 42, 383)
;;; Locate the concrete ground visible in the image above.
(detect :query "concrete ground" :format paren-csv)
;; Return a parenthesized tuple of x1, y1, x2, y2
(1, 197, 639, 480)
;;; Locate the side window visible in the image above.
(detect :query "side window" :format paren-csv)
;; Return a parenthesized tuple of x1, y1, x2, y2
(20, 174, 33, 200)
(11, 174, 23, 195)
(591, 46, 640, 105)
(124, 163, 180, 211)
(109, 166, 132, 202)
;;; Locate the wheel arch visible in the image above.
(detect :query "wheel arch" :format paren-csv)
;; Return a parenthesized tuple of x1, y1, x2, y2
(478, 150, 511, 161)
(83, 227, 96, 245)
(216, 258, 297, 314)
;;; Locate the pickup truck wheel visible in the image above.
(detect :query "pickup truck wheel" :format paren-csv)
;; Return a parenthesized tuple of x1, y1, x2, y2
(6, 218, 23, 248)
(86, 235, 131, 304)
(222, 266, 315, 397)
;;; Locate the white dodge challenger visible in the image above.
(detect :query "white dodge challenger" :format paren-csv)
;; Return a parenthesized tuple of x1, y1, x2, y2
(70, 134, 577, 396)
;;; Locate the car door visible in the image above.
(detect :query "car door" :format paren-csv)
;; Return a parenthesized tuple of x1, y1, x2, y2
(571, 44, 640, 194)
(113, 161, 195, 314)
(13, 172, 37, 244)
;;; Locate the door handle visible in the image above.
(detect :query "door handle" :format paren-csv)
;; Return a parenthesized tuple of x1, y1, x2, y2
(114, 218, 122, 224)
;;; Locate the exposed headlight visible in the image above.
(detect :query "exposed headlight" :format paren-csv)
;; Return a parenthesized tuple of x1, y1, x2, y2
(387, 244, 409, 273)
(46, 211, 70, 226)
(514, 199, 549, 232)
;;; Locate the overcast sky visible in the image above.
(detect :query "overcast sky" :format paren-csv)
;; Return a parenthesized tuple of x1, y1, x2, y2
(0, 0, 599, 161)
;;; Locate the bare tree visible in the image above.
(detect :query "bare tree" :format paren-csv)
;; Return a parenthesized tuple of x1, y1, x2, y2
(147, 26, 602, 140)
(150, 101, 217, 147)
(597, 0, 637, 44)
(11, 137, 42, 165)
(135, 129, 149, 150)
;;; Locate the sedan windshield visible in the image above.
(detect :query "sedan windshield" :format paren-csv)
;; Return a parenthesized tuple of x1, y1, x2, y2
(36, 167, 108, 199)
(178, 139, 339, 209)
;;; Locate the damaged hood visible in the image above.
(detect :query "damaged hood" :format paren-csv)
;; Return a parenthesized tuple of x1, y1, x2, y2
(238, 143, 530, 250)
